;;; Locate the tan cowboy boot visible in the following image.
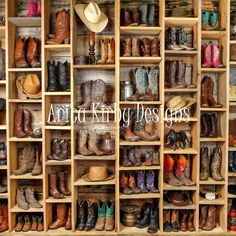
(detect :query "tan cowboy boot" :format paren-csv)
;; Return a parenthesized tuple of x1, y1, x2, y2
(97, 38, 108, 64)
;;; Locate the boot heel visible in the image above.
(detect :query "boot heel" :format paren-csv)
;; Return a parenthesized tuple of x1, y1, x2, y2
(63, 37, 70, 44)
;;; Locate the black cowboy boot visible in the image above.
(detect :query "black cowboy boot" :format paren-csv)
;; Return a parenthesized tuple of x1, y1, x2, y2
(47, 61, 58, 91)
(85, 200, 98, 231)
(135, 202, 152, 228)
(76, 200, 87, 230)
(58, 61, 70, 92)
(229, 152, 236, 173)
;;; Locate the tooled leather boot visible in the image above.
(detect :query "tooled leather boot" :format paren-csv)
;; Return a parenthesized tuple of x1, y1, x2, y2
(128, 147, 141, 166)
(77, 200, 87, 231)
(209, 113, 218, 137)
(139, 4, 148, 26)
(142, 38, 150, 57)
(137, 171, 148, 193)
(95, 200, 106, 231)
(27, 37, 40, 68)
(77, 131, 93, 156)
(31, 216, 37, 231)
(201, 113, 210, 137)
(77, 81, 92, 109)
(207, 76, 223, 108)
(105, 201, 115, 231)
(15, 37, 28, 68)
(31, 147, 42, 176)
(201, 76, 209, 107)
(16, 188, 29, 210)
(25, 0, 37, 17)
(145, 151, 152, 166)
(211, 147, 224, 181)
(37, 216, 44, 231)
(163, 210, 172, 232)
(121, 147, 132, 167)
(97, 38, 108, 64)
(146, 170, 159, 192)
(176, 60, 186, 88)
(15, 109, 27, 138)
(25, 187, 42, 208)
(202, 44, 212, 67)
(165, 61, 177, 88)
(135, 202, 151, 228)
(132, 37, 140, 56)
(128, 173, 140, 194)
(85, 200, 98, 231)
(58, 139, 70, 160)
(212, 44, 224, 68)
(120, 173, 133, 194)
(46, 9, 70, 44)
(22, 215, 31, 232)
(203, 206, 216, 231)
(180, 210, 187, 231)
(15, 214, 24, 232)
(47, 61, 58, 92)
(200, 147, 209, 181)
(49, 203, 67, 229)
(23, 109, 34, 137)
(187, 210, 195, 231)
(123, 9, 133, 26)
(123, 37, 132, 57)
(65, 206, 71, 230)
(171, 210, 180, 232)
(131, 8, 140, 26)
(58, 61, 70, 91)
(106, 38, 115, 64)
(88, 131, 104, 156)
(49, 173, 64, 199)
(48, 139, 61, 160)
(58, 171, 71, 196)
(151, 37, 159, 56)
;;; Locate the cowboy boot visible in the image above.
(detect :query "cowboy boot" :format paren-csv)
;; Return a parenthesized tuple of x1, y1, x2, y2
(25, 0, 37, 17)
(47, 61, 58, 92)
(0, 142, 6, 165)
(163, 210, 172, 232)
(132, 37, 140, 56)
(27, 37, 40, 68)
(176, 60, 187, 88)
(203, 206, 216, 231)
(153, 151, 160, 165)
(15, 109, 27, 138)
(77, 81, 92, 109)
(180, 210, 187, 231)
(105, 201, 115, 231)
(187, 211, 195, 231)
(171, 210, 180, 232)
(184, 155, 191, 180)
(31, 148, 42, 176)
(130, 8, 140, 26)
(148, 5, 156, 26)
(128, 173, 141, 194)
(147, 204, 158, 233)
(121, 127, 140, 141)
(15, 214, 24, 232)
(174, 155, 195, 186)
(85, 200, 98, 231)
(202, 11, 210, 30)
(229, 152, 236, 172)
(185, 63, 195, 88)
(202, 44, 212, 67)
(23, 109, 34, 137)
(46, 9, 70, 44)
(209, 12, 219, 29)
(65, 206, 71, 230)
(120, 173, 133, 194)
(37, 216, 44, 231)
(209, 113, 218, 137)
(77, 131, 93, 156)
(135, 202, 152, 228)
(128, 147, 141, 166)
(16, 188, 29, 210)
(120, 147, 132, 167)
(200, 147, 209, 180)
(137, 171, 148, 193)
(25, 187, 42, 208)
(142, 38, 151, 57)
(146, 170, 159, 192)
(88, 131, 104, 156)
(164, 154, 183, 186)
(0, 204, 8, 232)
(139, 5, 148, 25)
(207, 76, 223, 108)
(77, 200, 87, 231)
(31, 216, 37, 231)
(201, 76, 209, 107)
(151, 37, 159, 57)
(58, 61, 70, 91)
(166, 61, 177, 88)
(123, 9, 133, 26)
(176, 28, 194, 50)
(106, 38, 115, 64)
(200, 113, 210, 137)
(57, 139, 70, 160)
(123, 37, 131, 56)
(49, 173, 64, 199)
(165, 28, 182, 50)
(145, 151, 152, 166)
(15, 37, 28, 68)
(22, 215, 31, 232)
(0, 48, 5, 80)
(95, 200, 106, 231)
(97, 38, 108, 64)
(36, 0, 41, 16)
(58, 171, 71, 196)
(48, 139, 61, 160)
(49, 203, 67, 229)
(211, 147, 224, 181)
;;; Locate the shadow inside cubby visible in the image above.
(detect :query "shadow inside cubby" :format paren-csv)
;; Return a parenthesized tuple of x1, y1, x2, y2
(230, 68, 236, 101)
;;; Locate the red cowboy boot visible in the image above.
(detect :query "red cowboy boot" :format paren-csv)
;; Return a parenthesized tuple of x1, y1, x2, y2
(212, 44, 224, 68)
(202, 44, 212, 68)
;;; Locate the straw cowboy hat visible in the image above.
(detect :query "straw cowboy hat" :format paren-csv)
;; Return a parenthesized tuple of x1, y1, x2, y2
(82, 166, 114, 182)
(16, 74, 42, 99)
(74, 1, 108, 33)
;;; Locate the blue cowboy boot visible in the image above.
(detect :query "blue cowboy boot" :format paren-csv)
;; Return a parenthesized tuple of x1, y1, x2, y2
(139, 4, 148, 25)
(148, 5, 156, 26)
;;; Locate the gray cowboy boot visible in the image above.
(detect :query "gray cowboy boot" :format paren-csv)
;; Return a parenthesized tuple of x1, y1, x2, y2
(77, 81, 92, 109)
(211, 147, 224, 181)
(148, 5, 156, 26)
(200, 146, 209, 181)
(139, 5, 148, 25)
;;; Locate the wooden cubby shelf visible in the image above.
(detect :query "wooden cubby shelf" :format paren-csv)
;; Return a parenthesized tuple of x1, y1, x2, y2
(11, 201, 44, 213)
(119, 165, 161, 171)
(74, 178, 115, 186)
(74, 154, 116, 161)
(120, 193, 161, 199)
(46, 197, 72, 203)
(120, 26, 162, 35)
(163, 202, 196, 210)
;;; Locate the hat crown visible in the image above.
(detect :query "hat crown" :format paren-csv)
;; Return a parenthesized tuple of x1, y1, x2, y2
(23, 74, 40, 94)
(84, 2, 102, 24)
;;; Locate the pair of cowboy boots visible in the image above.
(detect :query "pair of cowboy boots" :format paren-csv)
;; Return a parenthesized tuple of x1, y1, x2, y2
(164, 154, 194, 187)
(48, 139, 71, 161)
(49, 204, 71, 230)
(122, 4, 156, 26)
(123, 37, 159, 57)
(15, 109, 34, 138)
(202, 10, 218, 30)
(77, 79, 110, 110)
(13, 144, 42, 176)
(47, 60, 70, 92)
(49, 172, 71, 199)
(165, 27, 194, 50)
(199, 206, 217, 231)
(229, 152, 236, 173)
(97, 38, 115, 64)
(144, 151, 160, 166)
(200, 113, 218, 137)
(121, 147, 141, 167)
(46, 9, 70, 44)
(164, 209, 194, 232)
(165, 60, 195, 88)
(0, 203, 8, 232)
(24, 0, 41, 17)
(15, 37, 40, 68)
(200, 146, 224, 181)
(126, 66, 158, 101)
(15, 214, 43, 232)
(201, 76, 223, 108)
(202, 43, 224, 68)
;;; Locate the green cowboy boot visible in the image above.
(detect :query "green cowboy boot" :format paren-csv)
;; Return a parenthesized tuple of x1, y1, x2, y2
(105, 201, 115, 231)
(202, 11, 210, 30)
(95, 200, 106, 231)
(209, 12, 219, 30)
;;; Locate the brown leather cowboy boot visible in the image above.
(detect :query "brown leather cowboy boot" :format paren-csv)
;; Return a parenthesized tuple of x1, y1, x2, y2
(48, 139, 61, 160)
(208, 113, 218, 137)
(211, 147, 224, 181)
(130, 8, 140, 25)
(77, 131, 93, 156)
(203, 206, 216, 231)
(49, 203, 67, 229)
(200, 113, 210, 137)
(187, 210, 195, 231)
(180, 210, 187, 232)
(132, 37, 140, 56)
(46, 9, 70, 44)
(128, 147, 141, 166)
(27, 37, 40, 68)
(97, 38, 108, 64)
(49, 173, 64, 199)
(176, 60, 186, 88)
(23, 109, 34, 137)
(151, 37, 159, 57)
(77, 80, 92, 109)
(31, 148, 42, 176)
(106, 38, 115, 64)
(200, 147, 209, 181)
(207, 76, 223, 108)
(65, 206, 71, 230)
(15, 37, 28, 68)
(120, 173, 133, 194)
(15, 109, 27, 138)
(165, 61, 177, 88)
(128, 173, 141, 194)
(0, 204, 8, 232)
(58, 139, 70, 160)
(199, 205, 208, 229)
(123, 9, 133, 26)
(121, 127, 140, 142)
(88, 131, 104, 155)
(58, 171, 71, 196)
(142, 38, 151, 57)
(123, 37, 131, 56)
(201, 76, 209, 107)
(120, 147, 132, 167)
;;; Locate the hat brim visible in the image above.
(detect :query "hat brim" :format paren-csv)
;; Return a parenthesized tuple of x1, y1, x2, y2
(74, 4, 108, 33)
(16, 76, 42, 99)
(82, 173, 115, 182)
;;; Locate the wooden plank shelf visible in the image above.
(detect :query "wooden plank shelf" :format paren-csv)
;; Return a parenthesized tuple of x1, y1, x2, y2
(8, 17, 41, 27)
(9, 137, 42, 142)
(44, 44, 71, 52)
(200, 137, 226, 142)
(120, 192, 160, 199)
(164, 117, 198, 122)
(163, 148, 197, 154)
(200, 107, 227, 111)
(165, 50, 198, 56)
(0, 193, 8, 199)
(119, 101, 161, 105)
(201, 67, 227, 73)
(199, 197, 225, 205)
(74, 178, 115, 186)
(45, 159, 71, 166)
(228, 172, 236, 177)
(119, 165, 160, 171)
(120, 224, 158, 234)
(8, 68, 41, 72)
(165, 88, 198, 93)
(45, 125, 71, 130)
(230, 40, 236, 44)
(229, 147, 236, 152)
(0, 125, 6, 130)
(9, 99, 42, 103)
(202, 30, 227, 39)
(120, 26, 162, 35)
(10, 173, 43, 179)
(44, 92, 71, 96)
(74, 229, 116, 235)
(0, 165, 7, 170)
(164, 184, 197, 191)
(165, 17, 198, 26)
(11, 201, 44, 212)
(120, 140, 161, 146)
(199, 178, 225, 185)
(74, 154, 116, 161)
(0, 80, 6, 85)
(46, 196, 72, 203)
(120, 56, 162, 64)
(163, 202, 196, 210)
(228, 194, 236, 198)
(73, 64, 115, 70)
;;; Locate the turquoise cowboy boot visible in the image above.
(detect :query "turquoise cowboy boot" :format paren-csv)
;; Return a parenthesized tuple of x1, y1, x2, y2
(209, 11, 218, 30)
(202, 11, 210, 30)
(105, 201, 115, 231)
(95, 200, 106, 231)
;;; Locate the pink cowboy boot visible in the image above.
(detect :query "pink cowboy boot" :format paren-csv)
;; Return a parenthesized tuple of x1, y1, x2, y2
(202, 44, 212, 68)
(36, 1, 41, 16)
(25, 1, 37, 17)
(212, 44, 224, 68)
